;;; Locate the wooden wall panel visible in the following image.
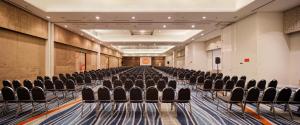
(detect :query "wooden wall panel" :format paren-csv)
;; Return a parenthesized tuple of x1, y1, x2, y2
(86, 52, 97, 71)
(100, 54, 109, 69)
(122, 57, 140, 66)
(152, 57, 165, 66)
(109, 56, 119, 68)
(0, 1, 48, 39)
(0, 28, 45, 88)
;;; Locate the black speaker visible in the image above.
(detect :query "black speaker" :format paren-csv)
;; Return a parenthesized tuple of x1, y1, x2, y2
(215, 57, 221, 64)
(167, 61, 170, 64)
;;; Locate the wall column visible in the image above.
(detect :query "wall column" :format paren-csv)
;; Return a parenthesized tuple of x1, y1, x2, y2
(172, 51, 175, 67)
(45, 22, 55, 76)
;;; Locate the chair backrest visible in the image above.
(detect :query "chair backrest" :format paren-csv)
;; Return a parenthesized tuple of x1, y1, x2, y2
(124, 79, 134, 91)
(189, 76, 197, 85)
(44, 76, 51, 81)
(130, 87, 143, 101)
(223, 76, 230, 83)
(230, 87, 244, 102)
(268, 79, 278, 88)
(225, 80, 235, 90)
(276, 87, 292, 103)
(185, 73, 191, 80)
(37, 76, 44, 82)
(112, 76, 118, 82)
(261, 87, 277, 102)
(245, 87, 260, 102)
(292, 89, 300, 102)
(177, 88, 191, 102)
(246, 79, 256, 89)
(32, 87, 46, 101)
(146, 87, 159, 101)
(162, 76, 168, 83)
(23, 80, 33, 90)
(214, 79, 224, 90)
(231, 76, 238, 83)
(82, 87, 95, 102)
(153, 76, 160, 83)
(76, 76, 84, 84)
(257, 79, 266, 90)
(162, 87, 175, 102)
(240, 76, 246, 81)
(103, 80, 112, 90)
(146, 79, 155, 88)
(44, 79, 54, 90)
(98, 73, 104, 80)
(54, 79, 65, 90)
(113, 79, 123, 88)
(1, 86, 16, 101)
(203, 79, 213, 90)
(197, 76, 205, 84)
(84, 76, 92, 84)
(52, 76, 59, 82)
(178, 73, 185, 79)
(97, 86, 110, 101)
(235, 79, 245, 88)
(157, 79, 166, 91)
(66, 79, 75, 90)
(17, 86, 31, 101)
(113, 87, 127, 101)
(168, 80, 177, 90)
(135, 79, 144, 90)
(3, 80, 12, 88)
(34, 79, 44, 89)
(12, 80, 22, 90)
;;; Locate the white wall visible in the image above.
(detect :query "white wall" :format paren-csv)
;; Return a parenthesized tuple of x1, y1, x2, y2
(184, 41, 208, 70)
(289, 32, 300, 87)
(165, 54, 173, 67)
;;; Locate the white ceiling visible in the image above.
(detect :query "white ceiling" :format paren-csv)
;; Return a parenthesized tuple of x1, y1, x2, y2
(7, 0, 300, 56)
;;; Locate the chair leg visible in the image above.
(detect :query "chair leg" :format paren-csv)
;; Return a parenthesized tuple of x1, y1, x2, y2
(81, 102, 84, 117)
(229, 104, 232, 110)
(217, 98, 220, 110)
(242, 103, 246, 118)
(189, 102, 192, 113)
(32, 102, 35, 112)
(272, 103, 276, 119)
(287, 104, 293, 120)
(257, 103, 260, 115)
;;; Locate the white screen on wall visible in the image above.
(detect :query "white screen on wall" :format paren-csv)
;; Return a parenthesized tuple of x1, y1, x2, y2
(140, 57, 152, 65)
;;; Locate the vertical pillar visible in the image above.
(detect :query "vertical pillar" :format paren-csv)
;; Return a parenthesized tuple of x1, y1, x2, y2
(172, 51, 175, 67)
(45, 22, 55, 76)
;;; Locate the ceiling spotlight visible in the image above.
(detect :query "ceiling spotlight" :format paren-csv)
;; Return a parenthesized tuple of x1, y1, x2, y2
(163, 25, 167, 28)
(46, 16, 51, 19)
(140, 30, 146, 33)
(95, 16, 100, 20)
(202, 16, 206, 19)
(191, 25, 195, 28)
(131, 16, 135, 19)
(201, 33, 204, 36)
(191, 38, 195, 40)
(64, 25, 68, 28)
(167, 16, 172, 19)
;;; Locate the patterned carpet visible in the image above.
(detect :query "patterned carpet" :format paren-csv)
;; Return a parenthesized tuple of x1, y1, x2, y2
(1, 85, 300, 124)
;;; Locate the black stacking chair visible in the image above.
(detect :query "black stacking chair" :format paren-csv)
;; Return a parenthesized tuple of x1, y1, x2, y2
(137, 75, 143, 80)
(32, 87, 59, 112)
(120, 76, 127, 83)
(112, 76, 118, 83)
(12, 80, 22, 91)
(76, 76, 84, 86)
(129, 87, 144, 111)
(145, 87, 160, 111)
(97, 73, 104, 85)
(178, 73, 185, 84)
(223, 80, 235, 95)
(246, 79, 256, 90)
(157, 79, 166, 92)
(97, 86, 111, 110)
(44, 79, 55, 94)
(34, 79, 44, 89)
(189, 76, 197, 89)
(197, 79, 213, 97)
(54, 80, 66, 97)
(217, 87, 244, 112)
(23, 80, 33, 90)
(37, 76, 44, 82)
(290, 89, 300, 116)
(168, 80, 177, 90)
(81, 87, 96, 117)
(66, 79, 77, 98)
(257, 79, 266, 91)
(145, 76, 152, 81)
(197, 76, 205, 86)
(129, 75, 135, 82)
(113, 79, 123, 88)
(274, 87, 293, 120)
(231, 76, 238, 84)
(176, 88, 192, 113)
(223, 76, 230, 83)
(84, 76, 93, 86)
(153, 76, 160, 83)
(103, 80, 113, 90)
(1, 86, 17, 111)
(161, 87, 176, 111)
(113, 87, 128, 111)
(235, 79, 245, 88)
(16, 87, 32, 114)
(162, 76, 168, 83)
(268, 79, 278, 89)
(243, 87, 260, 115)
(44, 76, 51, 81)
(257, 87, 277, 115)
(52, 76, 59, 83)
(2, 80, 12, 88)
(211, 73, 217, 80)
(240, 76, 246, 81)
(212, 79, 224, 98)
(146, 79, 155, 88)
(124, 79, 134, 91)
(135, 79, 144, 90)
(184, 73, 192, 84)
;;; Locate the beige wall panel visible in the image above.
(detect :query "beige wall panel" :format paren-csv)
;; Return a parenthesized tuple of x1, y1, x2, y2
(0, 29, 45, 88)
(100, 54, 109, 69)
(0, 1, 48, 39)
(86, 52, 97, 71)
(109, 56, 119, 68)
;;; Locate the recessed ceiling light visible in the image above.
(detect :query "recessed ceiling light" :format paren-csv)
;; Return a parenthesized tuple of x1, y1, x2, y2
(95, 16, 100, 20)
(167, 16, 172, 19)
(64, 25, 68, 28)
(191, 25, 195, 28)
(202, 16, 206, 19)
(46, 16, 51, 19)
(191, 38, 195, 40)
(163, 25, 167, 28)
(201, 33, 204, 36)
(140, 30, 146, 33)
(131, 16, 135, 19)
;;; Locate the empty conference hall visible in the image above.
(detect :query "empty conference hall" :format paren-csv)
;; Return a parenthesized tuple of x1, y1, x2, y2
(1, 0, 300, 124)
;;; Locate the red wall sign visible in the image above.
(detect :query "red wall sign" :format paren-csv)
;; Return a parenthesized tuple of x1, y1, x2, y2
(244, 58, 250, 62)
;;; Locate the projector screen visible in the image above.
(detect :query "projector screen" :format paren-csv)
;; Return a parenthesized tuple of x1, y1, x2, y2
(140, 57, 152, 65)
